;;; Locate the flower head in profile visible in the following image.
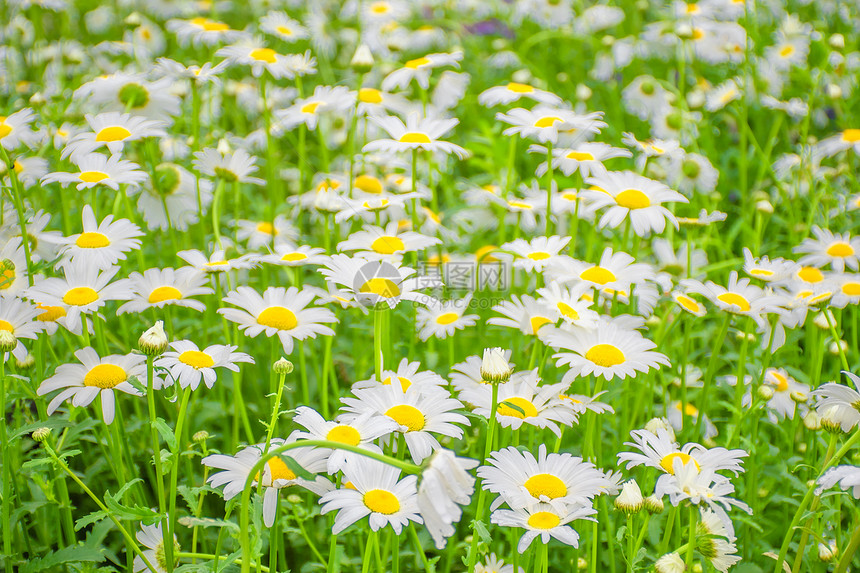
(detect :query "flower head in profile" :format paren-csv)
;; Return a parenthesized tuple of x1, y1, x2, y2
(362, 112, 468, 159)
(417, 449, 478, 549)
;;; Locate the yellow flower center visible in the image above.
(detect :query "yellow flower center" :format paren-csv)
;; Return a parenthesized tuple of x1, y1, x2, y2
(281, 252, 308, 262)
(534, 116, 562, 128)
(842, 282, 860, 296)
(404, 57, 431, 69)
(363, 489, 400, 514)
(716, 292, 751, 312)
(557, 302, 580, 320)
(63, 286, 99, 306)
(524, 473, 567, 499)
(580, 266, 616, 285)
(826, 242, 854, 257)
(507, 200, 533, 209)
(385, 404, 425, 431)
(797, 266, 824, 283)
(326, 425, 361, 446)
(769, 370, 789, 392)
(436, 312, 459, 325)
(382, 375, 412, 391)
(358, 87, 384, 104)
(249, 48, 277, 63)
(76, 232, 110, 248)
(497, 396, 539, 419)
(276, 25, 293, 36)
(527, 511, 561, 530)
(659, 452, 700, 474)
(79, 171, 110, 183)
(301, 101, 322, 114)
(0, 319, 13, 333)
(675, 402, 699, 416)
(191, 17, 229, 32)
(526, 251, 551, 261)
(675, 294, 702, 314)
(0, 119, 11, 139)
(95, 126, 132, 142)
(566, 151, 594, 161)
(779, 45, 795, 57)
(692, 27, 704, 41)
(399, 132, 432, 143)
(842, 129, 860, 143)
(370, 2, 390, 14)
(84, 364, 127, 388)
(266, 457, 297, 481)
(257, 306, 298, 330)
(615, 189, 651, 209)
(354, 174, 383, 193)
(148, 286, 182, 303)
(256, 222, 278, 235)
(359, 278, 400, 298)
(749, 268, 774, 278)
(371, 236, 406, 254)
(506, 82, 534, 93)
(178, 350, 214, 369)
(530, 316, 553, 334)
(585, 343, 625, 367)
(37, 304, 66, 321)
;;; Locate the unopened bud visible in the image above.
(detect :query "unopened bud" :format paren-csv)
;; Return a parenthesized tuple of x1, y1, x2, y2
(193, 430, 210, 443)
(644, 494, 664, 514)
(480, 347, 512, 383)
(644, 417, 675, 441)
(614, 480, 643, 514)
(601, 35, 615, 47)
(577, 557, 588, 570)
(756, 199, 774, 214)
(813, 311, 835, 330)
(29, 92, 46, 106)
(139, 320, 168, 355)
(757, 385, 774, 400)
(0, 330, 17, 353)
(274, 358, 294, 374)
(829, 33, 845, 50)
(829, 340, 848, 356)
(512, 69, 531, 84)
(286, 494, 302, 504)
(826, 84, 843, 100)
(692, 564, 703, 573)
(818, 540, 837, 562)
(32, 427, 52, 442)
(803, 410, 821, 431)
(351, 44, 374, 73)
(757, 487, 769, 498)
(575, 84, 592, 101)
(216, 138, 232, 155)
(819, 406, 845, 434)
(676, 23, 693, 40)
(655, 552, 685, 573)
(798, 442, 807, 453)
(790, 391, 808, 403)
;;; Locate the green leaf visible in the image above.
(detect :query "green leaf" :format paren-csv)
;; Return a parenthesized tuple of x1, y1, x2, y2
(126, 374, 147, 395)
(280, 454, 315, 480)
(152, 417, 178, 451)
(177, 516, 240, 532)
(20, 544, 106, 573)
(473, 519, 491, 547)
(498, 400, 526, 416)
(10, 418, 72, 441)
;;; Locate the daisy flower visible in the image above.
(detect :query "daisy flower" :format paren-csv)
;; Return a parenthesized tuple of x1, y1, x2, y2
(274, 86, 356, 131)
(543, 319, 670, 382)
(62, 112, 166, 158)
(362, 112, 468, 159)
(353, 358, 448, 395)
(167, 17, 246, 47)
(666, 152, 719, 197)
(260, 11, 308, 42)
(319, 255, 440, 309)
(488, 295, 556, 336)
(501, 235, 570, 273)
(496, 106, 606, 145)
(533, 142, 631, 179)
(76, 72, 180, 122)
(464, 376, 575, 437)
(810, 371, 860, 433)
(56, 205, 143, 270)
(381, 51, 463, 91)
(355, 86, 411, 117)
(203, 439, 333, 527)
(0, 297, 43, 361)
(176, 249, 257, 274)
(815, 128, 860, 158)
(0, 108, 38, 150)
(218, 286, 337, 354)
(535, 284, 600, 331)
(258, 244, 328, 268)
(476, 554, 522, 573)
(132, 519, 179, 573)
(337, 222, 440, 261)
(741, 248, 798, 283)
(546, 247, 655, 291)
(681, 271, 785, 326)
(478, 82, 562, 107)
(132, 163, 212, 232)
(490, 502, 596, 553)
(154, 58, 228, 85)
(156, 341, 253, 391)
(37, 347, 145, 424)
(583, 171, 688, 237)
(217, 40, 295, 78)
(289, 406, 397, 474)
(760, 368, 809, 420)
(816, 465, 860, 499)
(236, 215, 298, 249)
(671, 291, 707, 317)
(618, 428, 747, 476)
(415, 294, 479, 341)
(696, 509, 743, 573)
(24, 263, 131, 332)
(319, 456, 421, 534)
(340, 383, 469, 464)
(830, 273, 860, 308)
(42, 153, 149, 191)
(793, 226, 860, 272)
(2, 156, 48, 188)
(192, 147, 264, 185)
(118, 267, 212, 315)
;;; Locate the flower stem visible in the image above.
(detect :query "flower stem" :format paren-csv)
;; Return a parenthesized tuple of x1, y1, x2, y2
(146, 356, 170, 567)
(695, 312, 731, 436)
(166, 386, 193, 573)
(684, 505, 696, 569)
(545, 142, 553, 237)
(465, 380, 500, 572)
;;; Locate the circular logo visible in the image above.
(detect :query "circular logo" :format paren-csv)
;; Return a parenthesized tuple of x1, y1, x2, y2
(352, 261, 404, 308)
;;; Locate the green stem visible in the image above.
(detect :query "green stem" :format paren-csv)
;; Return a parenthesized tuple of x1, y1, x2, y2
(1, 359, 12, 572)
(466, 380, 500, 572)
(834, 522, 860, 573)
(694, 312, 731, 436)
(545, 142, 553, 236)
(1, 148, 35, 286)
(146, 356, 169, 567)
(166, 387, 193, 573)
(684, 505, 696, 569)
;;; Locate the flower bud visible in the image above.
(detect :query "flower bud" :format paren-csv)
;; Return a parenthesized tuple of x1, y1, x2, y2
(757, 385, 774, 400)
(803, 410, 821, 431)
(826, 83, 843, 100)
(829, 340, 847, 356)
(29, 92, 46, 106)
(756, 199, 774, 214)
(193, 430, 210, 443)
(813, 311, 834, 330)
(692, 564, 703, 573)
(350, 44, 374, 73)
(819, 406, 845, 434)
(512, 69, 532, 84)
(32, 427, 52, 442)
(818, 540, 837, 562)
(644, 417, 675, 441)
(829, 33, 845, 49)
(676, 23, 693, 39)
(480, 347, 512, 383)
(575, 83, 592, 101)
(798, 442, 807, 454)
(655, 552, 685, 573)
(644, 494, 664, 514)
(0, 330, 17, 353)
(139, 320, 168, 355)
(286, 493, 302, 504)
(216, 138, 232, 155)
(577, 557, 588, 570)
(274, 358, 294, 374)
(15, 353, 35, 370)
(614, 480, 643, 514)
(790, 391, 808, 403)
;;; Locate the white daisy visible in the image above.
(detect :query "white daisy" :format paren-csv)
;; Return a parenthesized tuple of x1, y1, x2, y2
(793, 226, 860, 272)
(415, 295, 479, 341)
(117, 267, 213, 315)
(337, 222, 441, 261)
(478, 82, 562, 107)
(192, 147, 264, 185)
(156, 340, 254, 390)
(490, 502, 596, 554)
(56, 205, 143, 270)
(533, 142, 631, 179)
(62, 112, 166, 158)
(362, 112, 468, 159)
(42, 153, 149, 191)
(319, 255, 440, 309)
(381, 51, 463, 91)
